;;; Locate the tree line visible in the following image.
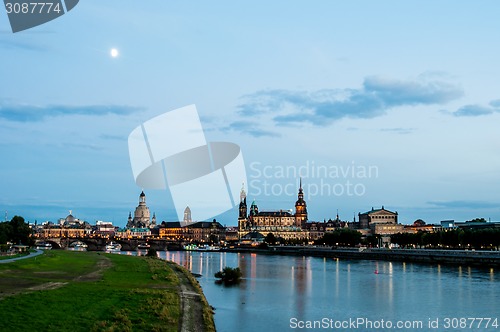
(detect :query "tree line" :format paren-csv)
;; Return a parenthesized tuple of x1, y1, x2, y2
(391, 228, 500, 249)
(0, 216, 33, 250)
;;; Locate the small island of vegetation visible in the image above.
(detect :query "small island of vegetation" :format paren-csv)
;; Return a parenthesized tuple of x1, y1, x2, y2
(214, 267, 242, 285)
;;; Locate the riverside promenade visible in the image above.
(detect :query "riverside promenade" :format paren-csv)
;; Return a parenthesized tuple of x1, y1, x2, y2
(227, 246, 500, 266)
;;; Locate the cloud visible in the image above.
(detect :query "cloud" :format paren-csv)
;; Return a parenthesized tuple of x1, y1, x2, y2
(0, 103, 144, 122)
(237, 76, 463, 126)
(452, 101, 500, 117)
(99, 134, 125, 141)
(221, 120, 281, 138)
(427, 200, 499, 209)
(380, 127, 416, 135)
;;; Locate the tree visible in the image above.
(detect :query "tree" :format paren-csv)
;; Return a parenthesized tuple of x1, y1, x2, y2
(315, 229, 362, 247)
(9, 216, 33, 245)
(466, 218, 487, 223)
(0, 216, 32, 245)
(215, 267, 242, 285)
(264, 233, 277, 245)
(0, 222, 13, 244)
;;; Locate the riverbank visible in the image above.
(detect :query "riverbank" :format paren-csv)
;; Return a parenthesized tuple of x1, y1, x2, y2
(226, 246, 500, 266)
(0, 250, 215, 332)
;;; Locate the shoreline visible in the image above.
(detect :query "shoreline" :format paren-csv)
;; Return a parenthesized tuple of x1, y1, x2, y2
(224, 247, 500, 267)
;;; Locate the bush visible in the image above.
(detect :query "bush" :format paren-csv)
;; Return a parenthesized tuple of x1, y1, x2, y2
(214, 267, 242, 285)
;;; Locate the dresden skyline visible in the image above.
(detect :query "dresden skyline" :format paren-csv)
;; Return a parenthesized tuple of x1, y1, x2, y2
(1, 1, 500, 226)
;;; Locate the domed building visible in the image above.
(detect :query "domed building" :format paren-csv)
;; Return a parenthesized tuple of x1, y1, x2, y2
(127, 191, 156, 228)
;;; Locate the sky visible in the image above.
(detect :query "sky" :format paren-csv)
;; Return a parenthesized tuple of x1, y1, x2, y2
(1, 1, 500, 227)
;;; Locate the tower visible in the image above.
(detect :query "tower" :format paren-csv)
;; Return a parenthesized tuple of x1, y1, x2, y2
(249, 200, 259, 228)
(295, 178, 308, 228)
(127, 212, 133, 228)
(152, 212, 157, 227)
(183, 206, 192, 223)
(238, 184, 248, 231)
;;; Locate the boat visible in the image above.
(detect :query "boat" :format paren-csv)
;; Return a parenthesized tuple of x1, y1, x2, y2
(36, 242, 52, 250)
(69, 241, 88, 250)
(137, 243, 150, 250)
(105, 241, 122, 251)
(195, 245, 220, 252)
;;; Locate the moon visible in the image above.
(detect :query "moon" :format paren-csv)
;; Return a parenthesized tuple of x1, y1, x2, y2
(110, 48, 119, 58)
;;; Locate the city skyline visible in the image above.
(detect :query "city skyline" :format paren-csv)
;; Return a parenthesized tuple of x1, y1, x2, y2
(1, 1, 500, 226)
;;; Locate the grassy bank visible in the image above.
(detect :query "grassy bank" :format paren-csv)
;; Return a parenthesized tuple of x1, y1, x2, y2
(0, 250, 205, 331)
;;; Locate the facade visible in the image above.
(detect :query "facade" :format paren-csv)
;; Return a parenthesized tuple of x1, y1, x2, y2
(158, 220, 225, 243)
(358, 206, 398, 230)
(304, 215, 347, 240)
(94, 221, 116, 237)
(127, 191, 156, 228)
(38, 212, 91, 238)
(159, 221, 188, 240)
(238, 181, 309, 240)
(116, 227, 151, 239)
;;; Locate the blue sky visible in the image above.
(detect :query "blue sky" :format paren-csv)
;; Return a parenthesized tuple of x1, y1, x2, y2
(1, 1, 500, 226)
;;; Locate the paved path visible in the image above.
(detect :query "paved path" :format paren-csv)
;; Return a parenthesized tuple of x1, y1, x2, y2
(171, 266, 209, 332)
(0, 249, 44, 264)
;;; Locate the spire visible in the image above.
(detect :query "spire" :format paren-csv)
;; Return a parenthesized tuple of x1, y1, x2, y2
(240, 182, 246, 203)
(297, 178, 304, 200)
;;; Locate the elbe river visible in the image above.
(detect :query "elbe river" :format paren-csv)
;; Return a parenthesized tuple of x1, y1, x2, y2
(152, 251, 499, 331)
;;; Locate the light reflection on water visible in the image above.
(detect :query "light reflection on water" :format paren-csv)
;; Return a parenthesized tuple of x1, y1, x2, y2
(154, 251, 498, 332)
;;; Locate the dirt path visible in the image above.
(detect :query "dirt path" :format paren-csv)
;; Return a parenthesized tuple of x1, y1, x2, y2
(172, 267, 209, 332)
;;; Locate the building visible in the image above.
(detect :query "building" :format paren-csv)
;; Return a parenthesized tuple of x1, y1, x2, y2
(116, 227, 151, 239)
(94, 221, 116, 237)
(158, 220, 225, 243)
(159, 221, 188, 240)
(403, 220, 437, 233)
(183, 206, 192, 223)
(127, 191, 156, 228)
(303, 214, 347, 240)
(238, 181, 309, 240)
(356, 206, 403, 245)
(39, 212, 91, 238)
(358, 206, 398, 230)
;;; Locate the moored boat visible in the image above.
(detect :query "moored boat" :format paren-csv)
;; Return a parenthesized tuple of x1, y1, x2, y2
(36, 242, 52, 250)
(105, 241, 122, 251)
(137, 243, 150, 250)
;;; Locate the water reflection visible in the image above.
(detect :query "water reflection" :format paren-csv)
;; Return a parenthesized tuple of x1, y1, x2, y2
(153, 251, 498, 332)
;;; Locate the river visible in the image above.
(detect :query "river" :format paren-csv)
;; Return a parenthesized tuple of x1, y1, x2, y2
(154, 251, 499, 331)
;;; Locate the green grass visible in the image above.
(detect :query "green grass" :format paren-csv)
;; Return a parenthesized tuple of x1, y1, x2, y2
(0, 251, 181, 332)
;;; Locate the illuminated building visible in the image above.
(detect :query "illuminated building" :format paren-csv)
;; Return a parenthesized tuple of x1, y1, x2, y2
(127, 191, 156, 228)
(238, 181, 309, 240)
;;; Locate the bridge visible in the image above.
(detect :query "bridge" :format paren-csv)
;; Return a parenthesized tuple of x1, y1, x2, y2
(35, 238, 183, 251)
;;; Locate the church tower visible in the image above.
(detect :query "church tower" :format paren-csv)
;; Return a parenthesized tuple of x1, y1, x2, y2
(127, 212, 133, 228)
(183, 206, 192, 223)
(295, 178, 308, 228)
(238, 184, 248, 232)
(151, 212, 157, 227)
